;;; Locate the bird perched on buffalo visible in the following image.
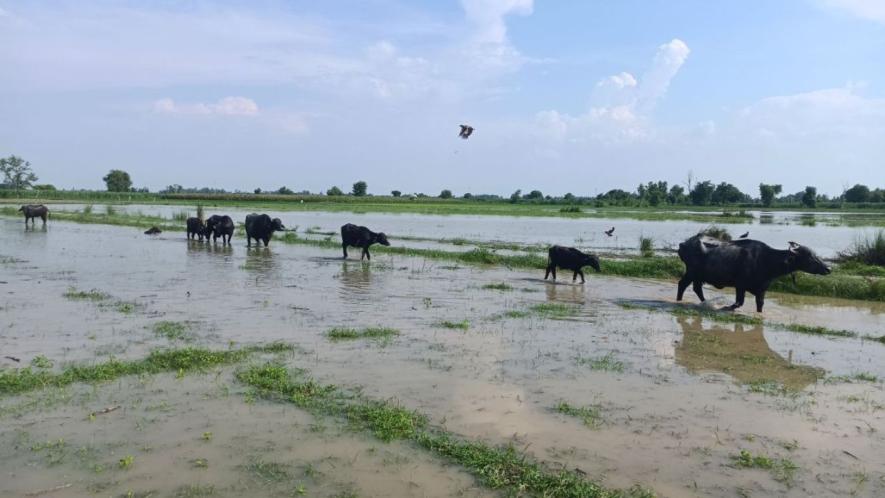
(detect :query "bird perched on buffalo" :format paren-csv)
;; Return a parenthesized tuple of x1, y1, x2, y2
(458, 125, 474, 139)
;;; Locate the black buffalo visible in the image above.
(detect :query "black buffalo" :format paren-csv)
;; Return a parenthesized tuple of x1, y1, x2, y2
(544, 246, 601, 283)
(19, 204, 49, 226)
(341, 223, 389, 260)
(245, 213, 285, 247)
(677, 235, 831, 312)
(186, 217, 208, 241)
(205, 215, 234, 244)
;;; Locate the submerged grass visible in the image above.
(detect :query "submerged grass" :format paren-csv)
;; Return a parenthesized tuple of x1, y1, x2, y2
(435, 320, 470, 330)
(732, 449, 799, 485)
(63, 287, 110, 301)
(575, 353, 626, 373)
(0, 343, 293, 396)
(482, 282, 514, 291)
(326, 327, 400, 341)
(531, 302, 582, 319)
(153, 321, 193, 342)
(236, 363, 653, 498)
(554, 401, 603, 428)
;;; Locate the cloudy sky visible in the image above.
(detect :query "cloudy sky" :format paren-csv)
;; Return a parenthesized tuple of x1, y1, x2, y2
(1, 0, 884, 196)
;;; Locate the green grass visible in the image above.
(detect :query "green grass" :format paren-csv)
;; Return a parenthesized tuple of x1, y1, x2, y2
(482, 282, 514, 291)
(839, 229, 885, 266)
(0, 343, 293, 396)
(153, 321, 193, 342)
(732, 449, 798, 485)
(63, 287, 110, 301)
(435, 320, 470, 330)
(531, 302, 582, 319)
(236, 363, 654, 498)
(503, 310, 531, 319)
(639, 236, 654, 258)
(825, 372, 879, 384)
(554, 401, 603, 428)
(245, 458, 291, 483)
(575, 353, 626, 373)
(326, 327, 400, 341)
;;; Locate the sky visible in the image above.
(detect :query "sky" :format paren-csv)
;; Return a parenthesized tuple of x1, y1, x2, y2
(1, 0, 884, 197)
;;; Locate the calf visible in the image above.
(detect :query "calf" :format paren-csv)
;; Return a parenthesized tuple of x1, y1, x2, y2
(677, 235, 831, 312)
(245, 213, 285, 247)
(341, 223, 390, 260)
(205, 215, 234, 244)
(186, 217, 208, 241)
(545, 246, 601, 283)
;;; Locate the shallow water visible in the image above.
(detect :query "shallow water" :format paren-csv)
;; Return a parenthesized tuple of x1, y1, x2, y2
(2, 217, 885, 497)
(24, 202, 885, 258)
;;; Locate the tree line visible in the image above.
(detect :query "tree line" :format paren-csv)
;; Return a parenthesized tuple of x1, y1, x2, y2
(3, 155, 885, 207)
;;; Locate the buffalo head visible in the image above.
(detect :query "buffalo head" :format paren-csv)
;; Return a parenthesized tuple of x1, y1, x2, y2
(376, 232, 391, 246)
(18, 205, 25, 212)
(582, 253, 601, 272)
(271, 218, 286, 231)
(787, 242, 831, 275)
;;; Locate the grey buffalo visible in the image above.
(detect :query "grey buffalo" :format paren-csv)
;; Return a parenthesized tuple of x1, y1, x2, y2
(19, 204, 49, 226)
(677, 234, 831, 312)
(245, 213, 285, 247)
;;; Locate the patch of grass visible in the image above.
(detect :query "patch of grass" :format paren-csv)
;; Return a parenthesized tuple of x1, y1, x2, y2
(732, 450, 798, 485)
(825, 372, 879, 384)
(482, 282, 513, 291)
(503, 310, 530, 319)
(326, 327, 400, 341)
(0, 343, 293, 396)
(747, 380, 789, 396)
(554, 401, 603, 428)
(64, 287, 110, 301)
(436, 320, 469, 330)
(245, 458, 291, 483)
(575, 353, 626, 373)
(639, 236, 654, 258)
(531, 302, 582, 319)
(153, 321, 192, 342)
(839, 229, 885, 266)
(118, 455, 135, 469)
(559, 206, 582, 213)
(236, 363, 654, 498)
(173, 484, 215, 497)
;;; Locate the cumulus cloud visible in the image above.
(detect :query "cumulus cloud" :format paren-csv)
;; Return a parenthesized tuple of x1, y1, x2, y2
(459, 0, 534, 70)
(153, 96, 259, 116)
(821, 0, 885, 24)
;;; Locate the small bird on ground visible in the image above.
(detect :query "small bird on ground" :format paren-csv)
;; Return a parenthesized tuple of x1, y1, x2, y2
(144, 226, 161, 235)
(739, 231, 749, 238)
(458, 124, 474, 139)
(604, 227, 615, 237)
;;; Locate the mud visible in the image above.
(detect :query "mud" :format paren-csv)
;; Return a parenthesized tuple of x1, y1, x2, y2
(2, 217, 885, 497)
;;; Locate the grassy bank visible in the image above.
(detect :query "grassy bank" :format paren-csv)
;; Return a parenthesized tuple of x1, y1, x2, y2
(237, 362, 653, 498)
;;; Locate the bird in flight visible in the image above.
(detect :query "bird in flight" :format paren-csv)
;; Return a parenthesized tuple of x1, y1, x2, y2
(604, 227, 615, 237)
(458, 124, 474, 139)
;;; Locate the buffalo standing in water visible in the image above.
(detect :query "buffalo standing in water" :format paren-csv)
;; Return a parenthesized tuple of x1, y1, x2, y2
(677, 234, 831, 312)
(544, 246, 601, 283)
(19, 204, 49, 226)
(186, 217, 208, 241)
(340, 223, 389, 260)
(205, 215, 234, 244)
(244, 214, 285, 247)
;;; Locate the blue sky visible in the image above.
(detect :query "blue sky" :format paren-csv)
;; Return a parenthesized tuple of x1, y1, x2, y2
(1, 0, 884, 196)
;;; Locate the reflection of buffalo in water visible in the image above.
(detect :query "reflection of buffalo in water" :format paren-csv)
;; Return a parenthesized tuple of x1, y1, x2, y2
(674, 315, 823, 391)
(19, 204, 49, 226)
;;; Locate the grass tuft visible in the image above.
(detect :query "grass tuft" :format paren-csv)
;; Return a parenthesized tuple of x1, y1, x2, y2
(482, 282, 514, 291)
(326, 327, 400, 341)
(555, 401, 603, 428)
(531, 303, 581, 319)
(639, 236, 654, 258)
(64, 287, 110, 301)
(436, 320, 470, 330)
(575, 353, 626, 373)
(839, 229, 885, 266)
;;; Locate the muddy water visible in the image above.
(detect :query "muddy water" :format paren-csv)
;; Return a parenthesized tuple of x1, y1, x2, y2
(2, 217, 885, 497)
(30, 202, 885, 258)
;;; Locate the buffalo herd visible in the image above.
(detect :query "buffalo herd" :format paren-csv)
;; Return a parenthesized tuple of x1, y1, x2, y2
(17, 203, 832, 313)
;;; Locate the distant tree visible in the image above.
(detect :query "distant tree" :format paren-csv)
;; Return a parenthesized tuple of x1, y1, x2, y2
(870, 188, 885, 203)
(759, 183, 782, 207)
(689, 181, 715, 206)
(254, 188, 262, 194)
(352, 181, 367, 196)
(524, 190, 544, 200)
(597, 189, 635, 206)
(33, 184, 56, 191)
(439, 189, 453, 199)
(711, 182, 745, 205)
(277, 186, 294, 195)
(638, 181, 668, 206)
(0, 155, 38, 190)
(563, 192, 575, 202)
(463, 193, 473, 199)
(667, 185, 686, 205)
(844, 184, 871, 203)
(327, 186, 343, 196)
(103, 169, 132, 192)
(509, 189, 521, 203)
(391, 190, 401, 197)
(802, 186, 817, 208)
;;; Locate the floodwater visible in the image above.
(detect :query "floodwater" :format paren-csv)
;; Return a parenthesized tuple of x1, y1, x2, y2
(2, 217, 885, 497)
(30, 203, 885, 258)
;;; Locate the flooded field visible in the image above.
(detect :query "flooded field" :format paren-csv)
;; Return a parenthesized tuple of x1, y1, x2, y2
(2, 217, 885, 497)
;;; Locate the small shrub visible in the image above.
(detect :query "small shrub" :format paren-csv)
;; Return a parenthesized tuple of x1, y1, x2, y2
(839, 230, 885, 266)
(639, 236, 654, 258)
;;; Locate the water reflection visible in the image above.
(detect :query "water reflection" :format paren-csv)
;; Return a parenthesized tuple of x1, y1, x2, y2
(674, 316, 823, 390)
(544, 282, 585, 304)
(243, 247, 280, 283)
(338, 261, 373, 303)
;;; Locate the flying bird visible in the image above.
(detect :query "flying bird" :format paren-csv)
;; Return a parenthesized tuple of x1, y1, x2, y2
(458, 124, 474, 139)
(604, 227, 615, 237)
(739, 231, 749, 238)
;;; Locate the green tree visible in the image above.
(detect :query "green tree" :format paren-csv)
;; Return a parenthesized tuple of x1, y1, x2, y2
(689, 181, 715, 206)
(759, 183, 782, 207)
(277, 186, 294, 195)
(352, 181, 367, 196)
(509, 189, 522, 203)
(639, 181, 668, 206)
(254, 188, 262, 194)
(711, 182, 745, 205)
(391, 190, 401, 197)
(326, 186, 343, 196)
(463, 192, 473, 199)
(439, 189, 453, 199)
(524, 190, 544, 200)
(103, 169, 132, 192)
(844, 184, 870, 203)
(667, 185, 685, 204)
(802, 186, 817, 208)
(563, 192, 575, 202)
(33, 184, 56, 191)
(0, 155, 38, 190)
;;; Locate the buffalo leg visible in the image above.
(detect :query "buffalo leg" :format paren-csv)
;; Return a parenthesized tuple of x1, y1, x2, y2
(578, 270, 585, 284)
(263, 237, 269, 247)
(727, 288, 746, 311)
(342, 243, 348, 259)
(692, 281, 705, 302)
(755, 291, 766, 312)
(677, 275, 692, 301)
(364, 247, 371, 261)
(544, 265, 552, 280)
(572, 270, 578, 282)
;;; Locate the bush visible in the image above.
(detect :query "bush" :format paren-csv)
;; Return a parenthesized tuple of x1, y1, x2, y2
(839, 230, 885, 266)
(639, 236, 654, 258)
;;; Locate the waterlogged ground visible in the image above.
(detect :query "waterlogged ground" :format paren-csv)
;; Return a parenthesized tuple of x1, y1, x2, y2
(2, 217, 885, 497)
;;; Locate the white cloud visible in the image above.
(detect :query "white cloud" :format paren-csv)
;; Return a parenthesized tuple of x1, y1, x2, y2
(153, 96, 259, 116)
(596, 72, 638, 90)
(821, 0, 885, 24)
(459, 0, 534, 70)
